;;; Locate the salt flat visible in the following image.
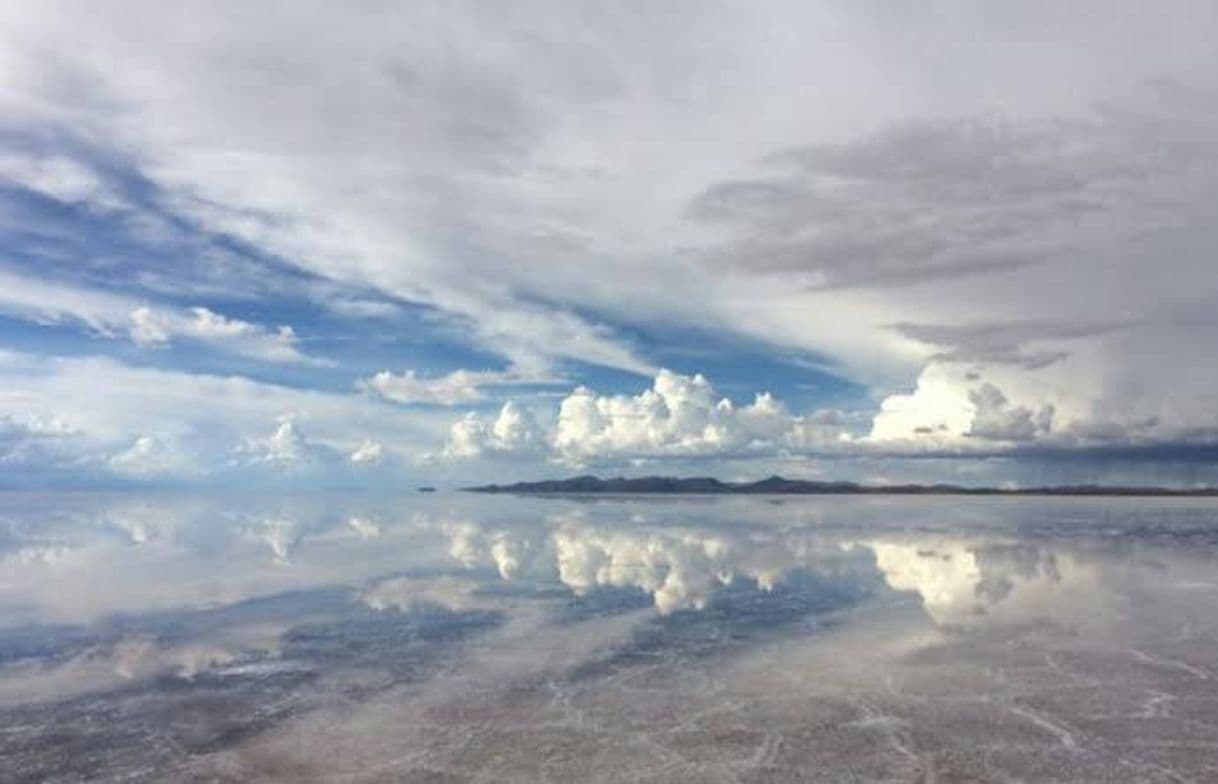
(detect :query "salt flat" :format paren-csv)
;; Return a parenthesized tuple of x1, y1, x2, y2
(3, 492, 1218, 782)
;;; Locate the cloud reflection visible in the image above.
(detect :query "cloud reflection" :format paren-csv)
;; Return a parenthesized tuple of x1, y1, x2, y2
(862, 538, 1101, 628)
(3, 493, 1217, 782)
(438, 512, 865, 614)
(433, 510, 1112, 628)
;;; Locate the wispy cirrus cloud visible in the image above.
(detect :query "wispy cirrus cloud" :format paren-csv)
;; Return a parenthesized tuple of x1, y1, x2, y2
(0, 265, 324, 365)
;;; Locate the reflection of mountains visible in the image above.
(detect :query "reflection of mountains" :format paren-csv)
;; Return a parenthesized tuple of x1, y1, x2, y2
(436, 516, 1100, 627)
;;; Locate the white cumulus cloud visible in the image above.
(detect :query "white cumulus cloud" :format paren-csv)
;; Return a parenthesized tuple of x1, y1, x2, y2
(107, 435, 202, 479)
(443, 401, 547, 460)
(442, 370, 850, 465)
(361, 368, 512, 406)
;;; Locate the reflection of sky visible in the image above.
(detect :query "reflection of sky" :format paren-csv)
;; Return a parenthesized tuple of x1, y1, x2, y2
(4, 493, 1218, 779)
(863, 538, 1102, 628)
(0, 495, 1213, 622)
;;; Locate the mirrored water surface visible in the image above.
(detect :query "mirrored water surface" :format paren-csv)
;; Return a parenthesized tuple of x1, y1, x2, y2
(4, 491, 1218, 782)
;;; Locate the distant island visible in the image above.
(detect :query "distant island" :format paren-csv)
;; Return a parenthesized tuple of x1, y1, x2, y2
(466, 475, 1218, 497)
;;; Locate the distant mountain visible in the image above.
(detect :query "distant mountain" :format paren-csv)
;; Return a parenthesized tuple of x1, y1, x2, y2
(466, 475, 1218, 497)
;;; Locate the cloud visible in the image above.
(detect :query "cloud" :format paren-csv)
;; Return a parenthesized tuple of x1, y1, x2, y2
(0, 413, 87, 476)
(0, 151, 121, 207)
(435, 368, 1076, 464)
(0, 266, 324, 365)
(0, 350, 445, 483)
(965, 383, 1053, 443)
(234, 418, 324, 470)
(443, 401, 546, 460)
(545, 370, 846, 463)
(233, 418, 394, 475)
(362, 369, 492, 406)
(0, 2, 844, 381)
(887, 320, 1136, 371)
(360, 367, 553, 406)
(130, 306, 318, 365)
(867, 366, 1072, 451)
(107, 435, 201, 478)
(2, 3, 1218, 481)
(489, 401, 547, 455)
(442, 363, 1218, 465)
(0, 413, 76, 444)
(687, 118, 1132, 289)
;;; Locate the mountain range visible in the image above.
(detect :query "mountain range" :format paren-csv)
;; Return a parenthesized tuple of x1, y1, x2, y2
(466, 475, 1218, 497)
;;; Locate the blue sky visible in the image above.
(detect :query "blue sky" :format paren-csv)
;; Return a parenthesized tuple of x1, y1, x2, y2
(2, 1, 1218, 487)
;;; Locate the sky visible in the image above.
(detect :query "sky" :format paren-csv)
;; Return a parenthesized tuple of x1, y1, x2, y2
(1, 1, 1217, 487)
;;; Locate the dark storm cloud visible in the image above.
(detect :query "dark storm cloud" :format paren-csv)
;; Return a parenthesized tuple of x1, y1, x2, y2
(886, 320, 1137, 370)
(965, 383, 1053, 442)
(685, 99, 1211, 290)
